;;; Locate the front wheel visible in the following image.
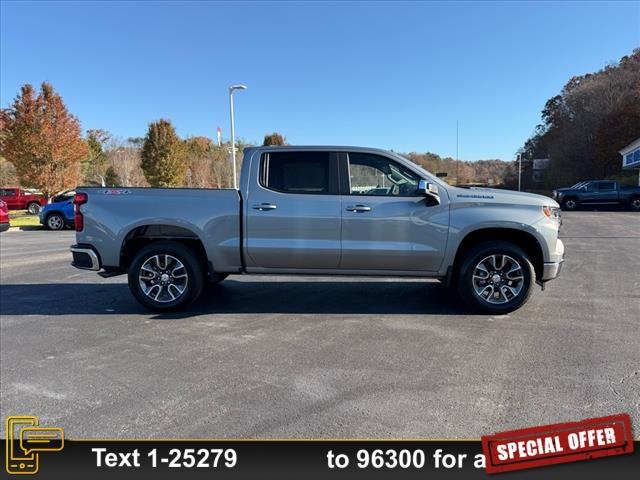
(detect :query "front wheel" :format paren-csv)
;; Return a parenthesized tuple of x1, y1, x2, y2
(562, 198, 578, 210)
(27, 202, 41, 215)
(457, 241, 535, 314)
(128, 241, 205, 311)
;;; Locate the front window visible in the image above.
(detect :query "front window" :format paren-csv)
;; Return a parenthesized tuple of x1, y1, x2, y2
(347, 153, 420, 196)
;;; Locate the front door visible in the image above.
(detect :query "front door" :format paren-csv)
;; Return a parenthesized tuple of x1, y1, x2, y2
(245, 150, 341, 270)
(1, 189, 19, 209)
(339, 152, 449, 272)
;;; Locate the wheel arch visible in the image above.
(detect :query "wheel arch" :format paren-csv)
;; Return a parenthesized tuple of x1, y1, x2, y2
(120, 224, 209, 273)
(45, 210, 64, 218)
(452, 227, 544, 281)
(44, 210, 66, 227)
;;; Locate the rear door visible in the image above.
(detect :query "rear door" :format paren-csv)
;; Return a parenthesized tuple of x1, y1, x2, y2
(339, 152, 449, 272)
(596, 181, 618, 202)
(245, 150, 341, 270)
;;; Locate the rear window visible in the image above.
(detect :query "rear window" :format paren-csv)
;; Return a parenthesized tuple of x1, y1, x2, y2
(261, 151, 332, 194)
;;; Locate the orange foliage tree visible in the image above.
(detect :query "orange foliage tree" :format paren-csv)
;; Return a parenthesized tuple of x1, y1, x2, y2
(1, 83, 87, 196)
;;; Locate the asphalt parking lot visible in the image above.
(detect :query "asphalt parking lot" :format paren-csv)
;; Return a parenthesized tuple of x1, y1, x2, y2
(1, 211, 638, 439)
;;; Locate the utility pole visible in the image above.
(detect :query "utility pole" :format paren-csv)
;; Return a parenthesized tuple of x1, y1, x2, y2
(456, 120, 459, 185)
(518, 153, 522, 191)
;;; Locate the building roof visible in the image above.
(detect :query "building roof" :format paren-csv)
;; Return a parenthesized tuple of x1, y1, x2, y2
(619, 137, 640, 155)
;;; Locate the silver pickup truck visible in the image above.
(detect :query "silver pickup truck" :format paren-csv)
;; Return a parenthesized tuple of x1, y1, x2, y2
(70, 146, 564, 314)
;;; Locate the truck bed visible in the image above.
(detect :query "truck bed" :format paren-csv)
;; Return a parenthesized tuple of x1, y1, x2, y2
(76, 187, 242, 272)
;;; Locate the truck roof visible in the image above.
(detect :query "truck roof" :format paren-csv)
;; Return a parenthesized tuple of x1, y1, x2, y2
(245, 145, 396, 155)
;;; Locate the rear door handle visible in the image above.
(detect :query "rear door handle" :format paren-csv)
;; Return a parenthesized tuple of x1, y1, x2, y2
(252, 203, 277, 211)
(346, 204, 371, 212)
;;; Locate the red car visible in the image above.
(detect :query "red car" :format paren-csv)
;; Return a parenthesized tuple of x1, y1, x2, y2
(0, 199, 9, 232)
(0, 187, 46, 214)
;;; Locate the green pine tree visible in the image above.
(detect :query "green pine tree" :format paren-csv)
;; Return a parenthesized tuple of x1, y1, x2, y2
(140, 119, 187, 187)
(104, 166, 121, 186)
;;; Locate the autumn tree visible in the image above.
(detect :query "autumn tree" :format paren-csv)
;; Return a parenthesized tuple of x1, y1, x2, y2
(263, 132, 286, 146)
(0, 157, 18, 186)
(1, 83, 87, 197)
(183, 136, 214, 187)
(520, 49, 640, 188)
(0, 109, 18, 185)
(140, 119, 187, 187)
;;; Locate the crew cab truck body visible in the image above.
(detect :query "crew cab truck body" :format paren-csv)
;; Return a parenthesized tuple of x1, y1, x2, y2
(71, 146, 564, 314)
(0, 187, 45, 214)
(553, 180, 640, 211)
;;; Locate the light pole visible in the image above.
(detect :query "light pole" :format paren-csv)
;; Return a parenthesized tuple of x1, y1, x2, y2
(229, 84, 247, 189)
(517, 153, 522, 191)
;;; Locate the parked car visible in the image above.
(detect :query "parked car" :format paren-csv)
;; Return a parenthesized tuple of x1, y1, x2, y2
(0, 199, 9, 232)
(70, 146, 564, 314)
(39, 195, 75, 230)
(0, 187, 46, 214)
(552, 180, 640, 211)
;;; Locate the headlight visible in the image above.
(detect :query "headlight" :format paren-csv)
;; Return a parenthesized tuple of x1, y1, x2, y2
(542, 206, 561, 224)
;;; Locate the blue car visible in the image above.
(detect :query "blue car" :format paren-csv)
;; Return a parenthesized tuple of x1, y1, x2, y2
(39, 191, 75, 230)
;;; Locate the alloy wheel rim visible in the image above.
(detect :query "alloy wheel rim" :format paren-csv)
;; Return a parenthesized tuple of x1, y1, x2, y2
(472, 254, 525, 305)
(566, 200, 576, 209)
(48, 216, 63, 229)
(632, 199, 640, 210)
(138, 254, 188, 303)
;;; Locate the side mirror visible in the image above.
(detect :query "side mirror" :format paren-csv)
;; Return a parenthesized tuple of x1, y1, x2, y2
(418, 179, 440, 204)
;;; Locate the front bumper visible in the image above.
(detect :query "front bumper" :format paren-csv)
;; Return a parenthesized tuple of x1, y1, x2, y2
(70, 244, 101, 271)
(541, 238, 565, 281)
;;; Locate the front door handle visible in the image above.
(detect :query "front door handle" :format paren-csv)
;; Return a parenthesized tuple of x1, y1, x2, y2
(346, 204, 371, 212)
(252, 203, 277, 211)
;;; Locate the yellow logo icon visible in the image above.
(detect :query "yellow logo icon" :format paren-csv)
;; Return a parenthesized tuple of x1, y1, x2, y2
(6, 416, 64, 475)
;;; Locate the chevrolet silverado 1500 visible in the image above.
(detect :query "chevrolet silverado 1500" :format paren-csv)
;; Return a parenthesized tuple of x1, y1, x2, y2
(70, 146, 564, 313)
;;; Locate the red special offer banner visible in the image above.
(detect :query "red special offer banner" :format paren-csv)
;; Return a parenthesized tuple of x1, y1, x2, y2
(481, 413, 634, 474)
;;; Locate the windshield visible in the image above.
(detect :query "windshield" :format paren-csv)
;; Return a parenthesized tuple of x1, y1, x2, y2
(394, 153, 449, 189)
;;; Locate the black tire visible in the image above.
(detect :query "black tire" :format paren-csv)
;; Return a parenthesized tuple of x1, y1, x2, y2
(45, 213, 65, 231)
(629, 197, 640, 211)
(562, 197, 578, 210)
(128, 241, 205, 312)
(456, 241, 535, 314)
(27, 202, 41, 215)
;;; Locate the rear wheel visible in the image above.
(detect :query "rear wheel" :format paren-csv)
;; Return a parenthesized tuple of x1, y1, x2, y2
(128, 241, 205, 311)
(27, 202, 41, 215)
(45, 213, 65, 230)
(457, 241, 535, 314)
(630, 197, 640, 211)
